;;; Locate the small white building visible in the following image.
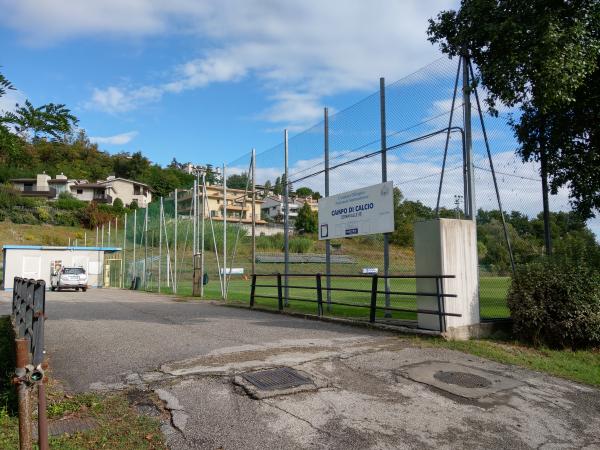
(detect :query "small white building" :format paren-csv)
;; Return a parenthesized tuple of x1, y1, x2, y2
(1, 245, 121, 290)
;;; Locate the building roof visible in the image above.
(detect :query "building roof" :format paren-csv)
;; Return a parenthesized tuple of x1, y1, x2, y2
(100, 177, 153, 191)
(10, 178, 36, 183)
(48, 179, 69, 184)
(2, 245, 121, 253)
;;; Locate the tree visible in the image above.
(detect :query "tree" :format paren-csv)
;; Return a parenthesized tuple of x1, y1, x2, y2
(295, 187, 313, 197)
(226, 172, 249, 189)
(2, 100, 78, 141)
(295, 202, 318, 234)
(311, 191, 322, 200)
(273, 176, 282, 195)
(428, 0, 600, 219)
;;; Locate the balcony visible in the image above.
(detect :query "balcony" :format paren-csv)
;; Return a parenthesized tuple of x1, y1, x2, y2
(93, 194, 113, 204)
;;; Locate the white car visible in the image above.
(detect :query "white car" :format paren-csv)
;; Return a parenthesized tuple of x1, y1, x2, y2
(51, 266, 88, 292)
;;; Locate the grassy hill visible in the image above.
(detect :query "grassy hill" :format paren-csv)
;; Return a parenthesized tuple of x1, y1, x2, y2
(0, 221, 90, 248)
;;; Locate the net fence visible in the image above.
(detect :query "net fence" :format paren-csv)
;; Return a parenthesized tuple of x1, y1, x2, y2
(99, 55, 597, 322)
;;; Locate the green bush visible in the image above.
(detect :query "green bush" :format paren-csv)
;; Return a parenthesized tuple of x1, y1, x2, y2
(55, 192, 87, 210)
(256, 234, 284, 251)
(288, 237, 312, 253)
(9, 210, 39, 224)
(36, 206, 51, 223)
(53, 211, 80, 226)
(507, 259, 600, 349)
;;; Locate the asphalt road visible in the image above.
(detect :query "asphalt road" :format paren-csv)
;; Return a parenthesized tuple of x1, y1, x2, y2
(0, 288, 385, 392)
(1, 288, 599, 449)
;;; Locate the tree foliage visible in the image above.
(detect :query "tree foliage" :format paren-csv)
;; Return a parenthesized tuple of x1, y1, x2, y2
(226, 172, 249, 190)
(295, 187, 313, 197)
(428, 0, 600, 218)
(295, 202, 318, 234)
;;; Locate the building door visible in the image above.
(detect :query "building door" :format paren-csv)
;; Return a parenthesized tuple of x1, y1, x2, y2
(105, 259, 123, 288)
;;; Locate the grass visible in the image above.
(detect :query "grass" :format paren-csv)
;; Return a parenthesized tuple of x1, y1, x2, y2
(150, 275, 511, 320)
(415, 336, 600, 387)
(0, 315, 166, 449)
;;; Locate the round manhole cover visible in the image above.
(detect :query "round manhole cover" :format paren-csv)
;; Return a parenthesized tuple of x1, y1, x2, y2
(433, 370, 492, 388)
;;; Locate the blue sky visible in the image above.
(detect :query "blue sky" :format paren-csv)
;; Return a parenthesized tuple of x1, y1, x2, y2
(0, 0, 458, 167)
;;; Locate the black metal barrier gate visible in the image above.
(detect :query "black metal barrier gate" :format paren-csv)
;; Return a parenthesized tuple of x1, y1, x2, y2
(250, 273, 460, 333)
(13, 277, 46, 366)
(12, 277, 49, 450)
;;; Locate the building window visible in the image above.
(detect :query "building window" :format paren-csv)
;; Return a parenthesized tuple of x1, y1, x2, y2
(134, 185, 141, 195)
(76, 189, 83, 195)
(24, 183, 33, 192)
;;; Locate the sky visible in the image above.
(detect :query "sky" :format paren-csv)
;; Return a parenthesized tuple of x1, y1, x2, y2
(0, 0, 458, 167)
(1, 0, 597, 235)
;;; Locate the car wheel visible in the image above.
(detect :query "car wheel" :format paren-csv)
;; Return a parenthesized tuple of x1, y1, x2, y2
(50, 286, 55, 291)
(82, 288, 87, 292)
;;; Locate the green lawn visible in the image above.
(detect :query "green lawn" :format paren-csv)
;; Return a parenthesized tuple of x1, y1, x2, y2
(148, 275, 511, 321)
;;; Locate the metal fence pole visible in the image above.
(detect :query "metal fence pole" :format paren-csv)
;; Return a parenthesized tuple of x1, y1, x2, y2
(380, 77, 391, 318)
(132, 210, 137, 283)
(158, 198, 163, 293)
(122, 213, 127, 288)
(143, 206, 148, 289)
(222, 165, 227, 299)
(283, 129, 290, 306)
(277, 273, 283, 311)
(101, 224, 104, 247)
(370, 275, 379, 323)
(15, 338, 32, 450)
(174, 189, 178, 294)
(252, 148, 257, 276)
(324, 107, 332, 312)
(250, 274, 256, 307)
(193, 180, 197, 260)
(200, 174, 206, 298)
(108, 220, 111, 247)
(316, 273, 323, 317)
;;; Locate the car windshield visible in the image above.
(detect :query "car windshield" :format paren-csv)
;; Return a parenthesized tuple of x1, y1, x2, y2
(63, 267, 85, 275)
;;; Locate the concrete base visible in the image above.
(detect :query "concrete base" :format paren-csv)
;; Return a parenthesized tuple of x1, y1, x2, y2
(414, 219, 480, 335)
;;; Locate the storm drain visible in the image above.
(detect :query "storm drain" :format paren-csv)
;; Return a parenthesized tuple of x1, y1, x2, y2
(433, 371, 492, 389)
(241, 367, 313, 391)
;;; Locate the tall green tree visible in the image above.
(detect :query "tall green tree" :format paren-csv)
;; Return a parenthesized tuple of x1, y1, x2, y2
(226, 172, 249, 189)
(2, 100, 78, 141)
(295, 202, 318, 234)
(428, 0, 600, 219)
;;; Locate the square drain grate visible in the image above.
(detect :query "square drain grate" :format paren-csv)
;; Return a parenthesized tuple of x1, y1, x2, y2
(241, 367, 313, 391)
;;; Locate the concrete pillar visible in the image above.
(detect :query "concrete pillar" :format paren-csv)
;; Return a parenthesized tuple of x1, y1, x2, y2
(414, 219, 479, 338)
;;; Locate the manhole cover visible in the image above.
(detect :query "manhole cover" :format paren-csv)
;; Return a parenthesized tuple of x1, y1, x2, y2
(433, 370, 492, 388)
(241, 367, 313, 391)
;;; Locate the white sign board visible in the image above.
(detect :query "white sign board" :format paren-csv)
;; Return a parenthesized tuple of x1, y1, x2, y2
(318, 181, 394, 240)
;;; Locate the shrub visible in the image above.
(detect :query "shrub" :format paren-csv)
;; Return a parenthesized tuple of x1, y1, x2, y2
(507, 259, 600, 349)
(256, 234, 284, 251)
(113, 197, 124, 211)
(36, 206, 51, 223)
(55, 192, 87, 210)
(288, 237, 312, 253)
(9, 210, 39, 224)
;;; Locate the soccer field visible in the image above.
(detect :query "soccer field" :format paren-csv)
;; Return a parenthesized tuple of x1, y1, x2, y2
(162, 275, 511, 320)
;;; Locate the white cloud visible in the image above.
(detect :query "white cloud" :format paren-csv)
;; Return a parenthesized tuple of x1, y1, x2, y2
(1, 1, 457, 125)
(89, 130, 138, 145)
(0, 88, 26, 114)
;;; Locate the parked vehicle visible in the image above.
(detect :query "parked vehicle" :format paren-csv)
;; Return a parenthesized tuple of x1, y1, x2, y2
(50, 266, 88, 291)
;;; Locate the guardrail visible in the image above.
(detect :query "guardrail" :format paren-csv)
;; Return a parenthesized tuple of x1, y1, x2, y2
(250, 273, 460, 332)
(12, 277, 48, 450)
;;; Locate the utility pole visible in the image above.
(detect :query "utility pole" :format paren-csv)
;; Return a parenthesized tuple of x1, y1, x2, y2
(462, 53, 475, 220)
(200, 172, 206, 297)
(174, 189, 178, 294)
(324, 107, 332, 311)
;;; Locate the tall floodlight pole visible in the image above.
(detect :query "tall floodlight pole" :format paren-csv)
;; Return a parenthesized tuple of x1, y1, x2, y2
(174, 189, 178, 294)
(158, 198, 163, 293)
(96, 226, 99, 246)
(283, 129, 290, 306)
(380, 77, 391, 317)
(143, 206, 148, 289)
(200, 173, 206, 297)
(115, 217, 118, 248)
(463, 53, 475, 219)
(108, 221, 111, 247)
(101, 224, 105, 247)
(223, 164, 227, 299)
(251, 149, 257, 276)
(324, 107, 332, 311)
(84, 232, 87, 247)
(133, 210, 137, 281)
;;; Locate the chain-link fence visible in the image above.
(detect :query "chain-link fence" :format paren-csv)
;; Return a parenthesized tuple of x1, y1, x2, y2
(103, 55, 598, 323)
